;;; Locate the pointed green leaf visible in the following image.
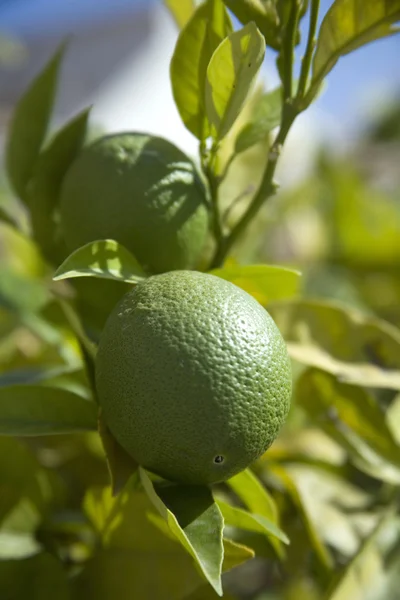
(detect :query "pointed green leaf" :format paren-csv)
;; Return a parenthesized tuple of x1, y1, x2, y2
(297, 369, 400, 470)
(234, 86, 282, 153)
(170, 0, 232, 139)
(28, 107, 91, 262)
(210, 264, 301, 305)
(227, 469, 277, 521)
(268, 299, 400, 390)
(206, 22, 266, 141)
(223, 0, 280, 50)
(53, 239, 146, 284)
(217, 500, 289, 544)
(140, 468, 224, 596)
(0, 385, 97, 435)
(5, 44, 66, 201)
(164, 0, 195, 28)
(226, 468, 283, 557)
(326, 511, 400, 600)
(269, 463, 334, 572)
(82, 484, 218, 600)
(310, 0, 400, 99)
(221, 537, 255, 570)
(98, 410, 138, 496)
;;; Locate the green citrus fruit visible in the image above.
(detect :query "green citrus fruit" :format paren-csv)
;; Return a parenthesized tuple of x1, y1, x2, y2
(96, 270, 292, 485)
(59, 133, 209, 274)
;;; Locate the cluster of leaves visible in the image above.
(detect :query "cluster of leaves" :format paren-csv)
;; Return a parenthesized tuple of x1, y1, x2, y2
(1, 0, 400, 598)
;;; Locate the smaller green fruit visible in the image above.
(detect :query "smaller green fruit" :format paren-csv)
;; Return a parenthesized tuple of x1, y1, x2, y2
(59, 133, 210, 274)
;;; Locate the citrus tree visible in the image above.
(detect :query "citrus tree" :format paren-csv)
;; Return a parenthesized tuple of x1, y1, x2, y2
(1, 1, 400, 598)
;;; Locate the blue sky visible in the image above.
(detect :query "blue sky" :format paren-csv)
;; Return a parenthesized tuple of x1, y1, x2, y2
(1, 0, 399, 132)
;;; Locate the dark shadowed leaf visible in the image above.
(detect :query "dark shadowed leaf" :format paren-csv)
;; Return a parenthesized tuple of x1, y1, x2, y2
(5, 44, 66, 201)
(53, 239, 146, 284)
(211, 264, 301, 305)
(234, 87, 282, 154)
(140, 468, 224, 596)
(0, 553, 69, 600)
(98, 410, 138, 496)
(206, 22, 266, 141)
(164, 0, 195, 28)
(28, 108, 91, 261)
(170, 0, 232, 139)
(0, 385, 97, 435)
(268, 299, 400, 390)
(309, 0, 400, 101)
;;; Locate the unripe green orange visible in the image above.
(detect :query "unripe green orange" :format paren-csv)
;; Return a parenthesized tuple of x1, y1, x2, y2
(59, 133, 209, 274)
(96, 271, 292, 485)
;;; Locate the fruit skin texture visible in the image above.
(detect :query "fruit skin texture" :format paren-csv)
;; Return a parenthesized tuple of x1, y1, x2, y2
(96, 271, 292, 485)
(59, 133, 209, 274)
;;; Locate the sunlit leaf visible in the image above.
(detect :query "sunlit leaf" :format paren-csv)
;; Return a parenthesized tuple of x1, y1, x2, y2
(206, 22, 266, 141)
(0, 531, 41, 559)
(309, 0, 400, 100)
(297, 369, 400, 468)
(226, 468, 283, 557)
(140, 468, 224, 596)
(98, 410, 138, 496)
(217, 500, 289, 544)
(28, 107, 90, 262)
(164, 0, 195, 28)
(210, 264, 301, 305)
(0, 385, 97, 435)
(269, 463, 334, 572)
(326, 511, 400, 600)
(223, 0, 280, 50)
(5, 44, 66, 201)
(170, 0, 232, 139)
(81, 483, 219, 600)
(53, 239, 146, 284)
(268, 299, 400, 390)
(0, 553, 69, 600)
(234, 87, 282, 154)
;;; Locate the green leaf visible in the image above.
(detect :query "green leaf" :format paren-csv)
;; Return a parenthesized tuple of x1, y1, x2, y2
(269, 463, 334, 572)
(0, 531, 41, 560)
(210, 264, 301, 305)
(140, 468, 224, 596)
(217, 500, 289, 544)
(296, 369, 400, 478)
(310, 0, 400, 98)
(28, 107, 91, 262)
(53, 239, 146, 284)
(268, 299, 400, 390)
(226, 468, 284, 557)
(0, 205, 19, 230)
(170, 0, 232, 139)
(223, 0, 280, 50)
(325, 511, 400, 600)
(0, 553, 70, 600)
(0, 385, 98, 435)
(206, 22, 266, 141)
(81, 484, 221, 600)
(164, 0, 195, 28)
(98, 410, 138, 496)
(234, 86, 282, 154)
(5, 44, 66, 201)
